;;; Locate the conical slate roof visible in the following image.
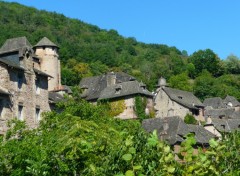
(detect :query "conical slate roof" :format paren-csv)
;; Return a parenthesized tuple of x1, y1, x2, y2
(0, 36, 32, 54)
(34, 37, 58, 48)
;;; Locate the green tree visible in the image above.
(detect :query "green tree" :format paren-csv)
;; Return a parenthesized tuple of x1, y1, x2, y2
(189, 49, 222, 77)
(169, 72, 193, 91)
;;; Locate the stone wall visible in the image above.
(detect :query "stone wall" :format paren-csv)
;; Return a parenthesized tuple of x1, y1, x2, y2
(0, 52, 50, 134)
(154, 88, 190, 119)
(116, 95, 153, 120)
(35, 47, 61, 91)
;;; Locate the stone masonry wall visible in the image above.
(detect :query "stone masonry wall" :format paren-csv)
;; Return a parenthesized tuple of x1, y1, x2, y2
(154, 88, 190, 119)
(0, 52, 50, 134)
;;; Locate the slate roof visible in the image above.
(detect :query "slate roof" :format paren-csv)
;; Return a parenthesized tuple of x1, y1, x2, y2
(0, 37, 32, 54)
(98, 80, 153, 100)
(223, 95, 240, 107)
(142, 116, 215, 145)
(205, 108, 235, 119)
(33, 68, 53, 78)
(210, 118, 240, 132)
(79, 72, 137, 101)
(0, 57, 25, 71)
(203, 97, 226, 109)
(34, 37, 58, 48)
(163, 87, 203, 110)
(48, 92, 64, 104)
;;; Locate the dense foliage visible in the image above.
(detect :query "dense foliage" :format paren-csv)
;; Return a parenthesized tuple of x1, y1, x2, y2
(0, 98, 239, 175)
(1, 1, 240, 100)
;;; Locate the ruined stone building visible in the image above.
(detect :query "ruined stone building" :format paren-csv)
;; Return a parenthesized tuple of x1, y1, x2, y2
(79, 72, 154, 119)
(154, 77, 205, 121)
(0, 36, 65, 134)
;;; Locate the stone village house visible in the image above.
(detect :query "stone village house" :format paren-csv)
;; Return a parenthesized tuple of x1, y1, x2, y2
(203, 96, 240, 138)
(79, 72, 154, 119)
(0, 36, 68, 135)
(154, 77, 205, 121)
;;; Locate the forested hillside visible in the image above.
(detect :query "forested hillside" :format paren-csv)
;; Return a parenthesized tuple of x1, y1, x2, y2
(1, 1, 240, 100)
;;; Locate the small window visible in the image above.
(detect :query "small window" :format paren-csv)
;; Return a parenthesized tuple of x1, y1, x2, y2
(221, 124, 225, 130)
(35, 78, 40, 94)
(18, 73, 23, 90)
(178, 96, 183, 99)
(18, 105, 23, 121)
(35, 108, 41, 122)
(0, 100, 3, 118)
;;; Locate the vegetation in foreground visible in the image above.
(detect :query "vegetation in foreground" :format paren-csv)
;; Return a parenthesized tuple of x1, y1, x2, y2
(0, 97, 239, 175)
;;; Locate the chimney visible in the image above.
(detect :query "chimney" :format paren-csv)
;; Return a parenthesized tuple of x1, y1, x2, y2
(163, 119, 169, 131)
(157, 77, 167, 88)
(107, 72, 116, 87)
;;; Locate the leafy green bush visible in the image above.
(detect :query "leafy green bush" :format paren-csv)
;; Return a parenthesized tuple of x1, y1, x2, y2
(184, 114, 198, 124)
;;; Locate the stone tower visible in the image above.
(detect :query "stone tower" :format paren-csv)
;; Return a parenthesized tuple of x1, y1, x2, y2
(33, 37, 61, 91)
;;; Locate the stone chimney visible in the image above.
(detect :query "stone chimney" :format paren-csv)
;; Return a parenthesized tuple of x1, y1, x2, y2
(157, 77, 167, 88)
(163, 119, 169, 131)
(107, 72, 116, 87)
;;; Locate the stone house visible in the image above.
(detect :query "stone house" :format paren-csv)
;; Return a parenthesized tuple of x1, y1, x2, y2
(142, 116, 215, 156)
(79, 72, 154, 119)
(0, 36, 64, 134)
(154, 78, 204, 121)
(203, 96, 240, 138)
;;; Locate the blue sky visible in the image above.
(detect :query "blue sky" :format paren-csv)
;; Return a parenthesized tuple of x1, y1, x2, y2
(4, 0, 240, 59)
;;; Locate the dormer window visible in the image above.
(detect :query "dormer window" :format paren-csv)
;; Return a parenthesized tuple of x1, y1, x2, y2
(115, 85, 122, 94)
(178, 96, 183, 99)
(221, 124, 225, 130)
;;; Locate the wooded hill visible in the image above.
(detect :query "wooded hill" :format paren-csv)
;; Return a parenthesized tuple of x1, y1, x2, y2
(1, 1, 240, 100)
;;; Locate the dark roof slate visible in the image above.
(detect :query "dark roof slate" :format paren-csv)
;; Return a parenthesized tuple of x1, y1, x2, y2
(211, 119, 240, 132)
(203, 97, 226, 109)
(205, 108, 235, 118)
(0, 37, 32, 54)
(34, 37, 58, 48)
(34, 68, 53, 78)
(0, 57, 25, 71)
(142, 116, 214, 145)
(223, 95, 240, 107)
(48, 92, 64, 104)
(98, 80, 153, 100)
(79, 72, 137, 101)
(163, 87, 203, 110)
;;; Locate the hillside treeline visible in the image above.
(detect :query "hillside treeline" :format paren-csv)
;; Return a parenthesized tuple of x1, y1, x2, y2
(1, 1, 240, 100)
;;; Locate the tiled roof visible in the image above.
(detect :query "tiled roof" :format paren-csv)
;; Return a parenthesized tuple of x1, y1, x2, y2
(163, 87, 203, 110)
(210, 118, 240, 132)
(142, 116, 215, 145)
(98, 80, 153, 100)
(223, 95, 240, 107)
(79, 72, 137, 101)
(203, 97, 226, 109)
(33, 68, 53, 78)
(0, 36, 32, 54)
(34, 37, 58, 48)
(0, 57, 25, 71)
(48, 92, 64, 104)
(205, 108, 235, 118)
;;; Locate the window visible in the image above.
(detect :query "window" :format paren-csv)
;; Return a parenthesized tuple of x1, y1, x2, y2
(35, 78, 40, 94)
(35, 108, 41, 122)
(18, 105, 23, 121)
(0, 100, 3, 118)
(221, 124, 225, 130)
(18, 73, 23, 90)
